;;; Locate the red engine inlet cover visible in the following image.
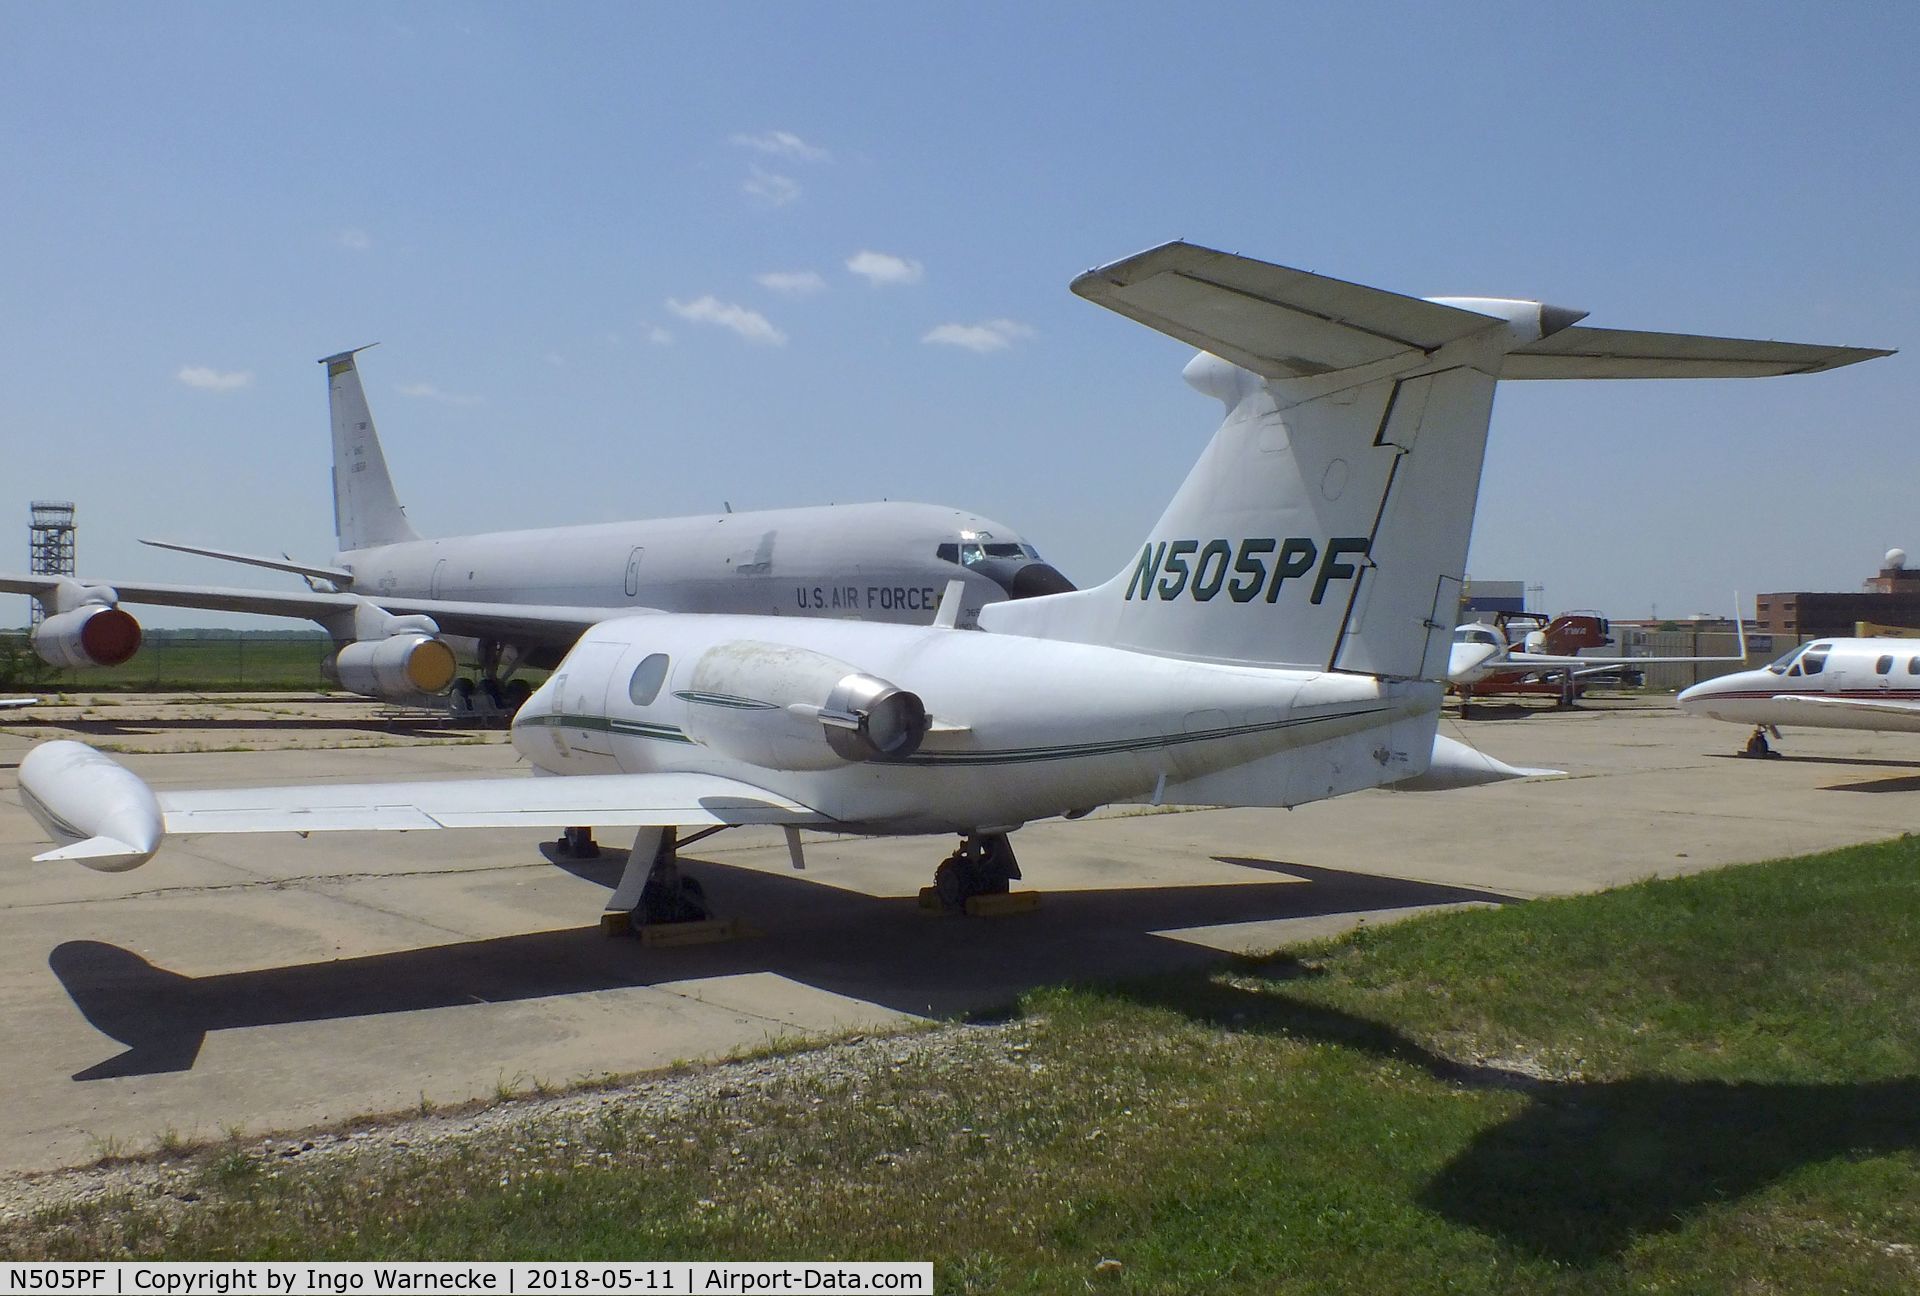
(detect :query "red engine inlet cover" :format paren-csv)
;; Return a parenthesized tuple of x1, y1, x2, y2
(78, 607, 142, 667)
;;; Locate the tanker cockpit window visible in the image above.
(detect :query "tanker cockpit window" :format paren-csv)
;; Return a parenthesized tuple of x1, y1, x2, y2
(937, 541, 1039, 568)
(628, 653, 670, 706)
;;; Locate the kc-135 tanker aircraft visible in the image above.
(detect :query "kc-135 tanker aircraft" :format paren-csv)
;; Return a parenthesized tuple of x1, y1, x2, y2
(0, 349, 1070, 711)
(19, 241, 1889, 926)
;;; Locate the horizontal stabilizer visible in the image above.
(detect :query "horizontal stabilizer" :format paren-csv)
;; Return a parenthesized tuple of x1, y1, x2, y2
(1505, 325, 1892, 379)
(1071, 241, 1498, 379)
(139, 539, 353, 584)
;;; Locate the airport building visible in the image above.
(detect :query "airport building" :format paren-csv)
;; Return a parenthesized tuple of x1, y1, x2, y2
(1756, 549, 1920, 638)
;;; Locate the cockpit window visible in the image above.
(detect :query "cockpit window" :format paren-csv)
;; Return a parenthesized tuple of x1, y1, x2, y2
(1453, 627, 1502, 648)
(937, 541, 1038, 567)
(628, 653, 670, 706)
(1766, 644, 1809, 675)
(1801, 652, 1827, 676)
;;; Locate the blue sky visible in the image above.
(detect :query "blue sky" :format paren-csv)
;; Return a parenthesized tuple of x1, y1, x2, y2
(2, 2, 1913, 627)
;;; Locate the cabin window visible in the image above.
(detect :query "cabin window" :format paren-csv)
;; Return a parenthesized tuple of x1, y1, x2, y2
(628, 653, 670, 706)
(1909, 657, 1920, 675)
(1877, 655, 1895, 674)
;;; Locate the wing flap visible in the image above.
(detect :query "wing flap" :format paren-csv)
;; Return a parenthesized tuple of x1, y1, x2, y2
(1070, 241, 1496, 379)
(1505, 325, 1892, 379)
(157, 772, 832, 834)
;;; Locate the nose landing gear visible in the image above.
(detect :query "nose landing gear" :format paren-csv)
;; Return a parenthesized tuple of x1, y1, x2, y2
(1741, 725, 1783, 759)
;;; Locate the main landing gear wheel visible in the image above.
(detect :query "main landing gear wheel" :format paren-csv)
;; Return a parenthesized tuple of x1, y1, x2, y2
(641, 866, 710, 925)
(448, 678, 476, 715)
(933, 833, 1022, 912)
(602, 826, 723, 933)
(558, 826, 600, 858)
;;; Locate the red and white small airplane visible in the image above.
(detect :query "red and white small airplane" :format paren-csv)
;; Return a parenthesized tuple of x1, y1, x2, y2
(1679, 638, 1920, 754)
(1448, 612, 1745, 703)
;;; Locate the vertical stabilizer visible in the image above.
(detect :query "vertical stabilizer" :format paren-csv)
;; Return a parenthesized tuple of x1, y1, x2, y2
(979, 245, 1521, 680)
(322, 346, 420, 552)
(981, 242, 1883, 678)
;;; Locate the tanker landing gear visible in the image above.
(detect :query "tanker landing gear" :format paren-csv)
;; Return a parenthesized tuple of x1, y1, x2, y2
(449, 642, 533, 719)
(931, 833, 1024, 912)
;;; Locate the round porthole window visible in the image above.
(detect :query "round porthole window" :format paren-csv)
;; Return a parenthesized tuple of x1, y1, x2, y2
(628, 653, 670, 705)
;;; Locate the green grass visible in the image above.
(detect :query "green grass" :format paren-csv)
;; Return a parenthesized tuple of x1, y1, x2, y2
(8, 838, 1920, 1291)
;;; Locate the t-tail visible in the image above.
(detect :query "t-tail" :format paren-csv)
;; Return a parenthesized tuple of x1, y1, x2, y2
(322, 345, 421, 553)
(980, 241, 1890, 682)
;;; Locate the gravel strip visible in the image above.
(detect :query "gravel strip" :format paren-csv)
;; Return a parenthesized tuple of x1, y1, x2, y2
(0, 1020, 1008, 1229)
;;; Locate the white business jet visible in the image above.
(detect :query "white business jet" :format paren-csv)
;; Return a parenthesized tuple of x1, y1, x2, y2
(0, 349, 1068, 711)
(1678, 637, 1920, 754)
(19, 242, 1888, 927)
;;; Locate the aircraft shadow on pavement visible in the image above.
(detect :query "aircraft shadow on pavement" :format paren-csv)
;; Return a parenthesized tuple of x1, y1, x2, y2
(1819, 773, 1920, 794)
(1110, 974, 1920, 1265)
(47, 855, 1514, 1082)
(1707, 751, 1920, 771)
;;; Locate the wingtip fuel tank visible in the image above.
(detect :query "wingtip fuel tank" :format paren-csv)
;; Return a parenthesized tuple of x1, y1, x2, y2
(18, 741, 164, 872)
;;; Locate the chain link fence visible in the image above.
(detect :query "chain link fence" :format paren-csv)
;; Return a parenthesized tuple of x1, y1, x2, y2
(0, 633, 336, 692)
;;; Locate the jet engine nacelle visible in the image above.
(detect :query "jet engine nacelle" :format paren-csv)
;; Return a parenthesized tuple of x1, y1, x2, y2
(30, 604, 144, 669)
(326, 633, 458, 703)
(680, 640, 927, 771)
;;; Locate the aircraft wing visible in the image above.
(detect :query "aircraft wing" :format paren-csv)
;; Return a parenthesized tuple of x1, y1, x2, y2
(1504, 650, 1739, 670)
(19, 740, 833, 870)
(1765, 694, 1920, 719)
(0, 697, 37, 710)
(155, 772, 830, 835)
(1504, 326, 1892, 379)
(1070, 241, 1497, 380)
(0, 571, 628, 645)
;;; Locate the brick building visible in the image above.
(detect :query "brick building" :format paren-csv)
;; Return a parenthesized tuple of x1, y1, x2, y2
(1756, 550, 1920, 638)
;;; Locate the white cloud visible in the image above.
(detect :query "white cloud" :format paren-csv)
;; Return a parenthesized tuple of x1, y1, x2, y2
(177, 365, 252, 392)
(335, 227, 372, 252)
(643, 323, 674, 345)
(729, 130, 830, 163)
(846, 250, 924, 287)
(743, 165, 801, 207)
(922, 319, 1036, 354)
(756, 270, 826, 296)
(666, 296, 787, 346)
(396, 381, 483, 406)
